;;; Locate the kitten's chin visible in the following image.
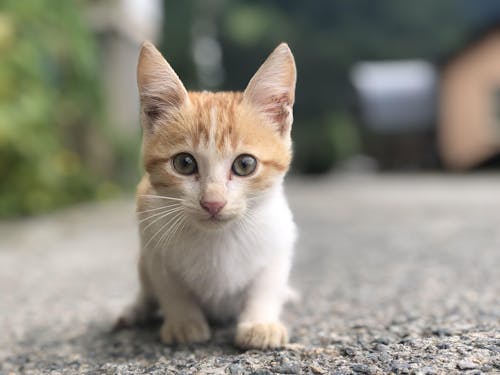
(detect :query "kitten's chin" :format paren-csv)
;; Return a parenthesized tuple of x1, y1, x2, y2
(191, 213, 239, 231)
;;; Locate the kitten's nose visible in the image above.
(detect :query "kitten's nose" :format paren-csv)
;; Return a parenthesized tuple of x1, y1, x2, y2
(200, 200, 227, 216)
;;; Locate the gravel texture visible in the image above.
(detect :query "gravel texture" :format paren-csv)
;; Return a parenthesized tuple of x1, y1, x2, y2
(1, 174, 499, 374)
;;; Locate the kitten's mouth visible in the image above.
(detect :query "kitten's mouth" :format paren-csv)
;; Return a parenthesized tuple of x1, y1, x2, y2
(196, 212, 236, 228)
(204, 214, 231, 223)
(187, 206, 243, 229)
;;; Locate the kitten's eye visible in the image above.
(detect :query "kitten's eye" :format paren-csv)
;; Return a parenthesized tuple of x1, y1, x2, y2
(232, 154, 257, 176)
(172, 153, 197, 175)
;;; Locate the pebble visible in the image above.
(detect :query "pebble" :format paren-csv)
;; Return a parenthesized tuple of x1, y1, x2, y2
(342, 347, 357, 357)
(436, 343, 449, 350)
(390, 361, 411, 374)
(456, 360, 478, 370)
(250, 370, 272, 375)
(419, 366, 437, 375)
(351, 363, 371, 374)
(373, 337, 390, 345)
(431, 328, 452, 337)
(309, 365, 325, 374)
(274, 361, 301, 374)
(228, 364, 246, 375)
(374, 344, 388, 352)
(378, 352, 392, 363)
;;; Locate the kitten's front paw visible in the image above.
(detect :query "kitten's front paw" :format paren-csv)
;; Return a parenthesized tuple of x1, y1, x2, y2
(235, 321, 288, 350)
(160, 318, 211, 344)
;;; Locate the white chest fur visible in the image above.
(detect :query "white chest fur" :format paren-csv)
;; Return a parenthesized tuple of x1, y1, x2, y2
(140, 187, 296, 319)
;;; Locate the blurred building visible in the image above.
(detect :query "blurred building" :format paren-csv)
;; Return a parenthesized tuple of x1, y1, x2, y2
(439, 24, 500, 170)
(351, 24, 500, 170)
(350, 60, 438, 169)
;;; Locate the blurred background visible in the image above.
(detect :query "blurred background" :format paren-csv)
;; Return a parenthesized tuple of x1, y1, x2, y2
(2, 0, 500, 217)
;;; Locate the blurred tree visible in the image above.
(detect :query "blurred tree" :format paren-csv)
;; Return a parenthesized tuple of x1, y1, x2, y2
(2, 0, 495, 217)
(0, 0, 117, 217)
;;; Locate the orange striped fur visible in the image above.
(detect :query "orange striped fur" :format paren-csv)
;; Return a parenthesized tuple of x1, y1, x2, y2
(137, 42, 296, 199)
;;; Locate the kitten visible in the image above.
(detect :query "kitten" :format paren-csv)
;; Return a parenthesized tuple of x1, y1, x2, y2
(117, 41, 297, 350)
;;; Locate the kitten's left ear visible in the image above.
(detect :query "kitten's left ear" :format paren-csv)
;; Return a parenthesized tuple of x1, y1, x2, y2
(137, 41, 190, 132)
(243, 43, 296, 137)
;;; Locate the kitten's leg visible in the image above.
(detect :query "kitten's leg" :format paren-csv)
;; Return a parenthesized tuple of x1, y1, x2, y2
(150, 267, 211, 344)
(115, 257, 157, 329)
(235, 262, 291, 350)
(115, 290, 157, 329)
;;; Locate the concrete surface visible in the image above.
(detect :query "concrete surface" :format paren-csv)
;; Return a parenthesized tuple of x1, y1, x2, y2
(1, 174, 499, 374)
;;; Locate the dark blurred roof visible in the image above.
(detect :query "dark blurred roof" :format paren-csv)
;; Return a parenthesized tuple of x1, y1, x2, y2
(439, 18, 500, 68)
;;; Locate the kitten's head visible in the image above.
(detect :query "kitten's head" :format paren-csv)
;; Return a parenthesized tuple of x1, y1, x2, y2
(137, 42, 296, 230)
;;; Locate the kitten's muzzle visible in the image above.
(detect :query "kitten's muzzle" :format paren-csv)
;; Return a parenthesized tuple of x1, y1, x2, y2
(200, 199, 227, 217)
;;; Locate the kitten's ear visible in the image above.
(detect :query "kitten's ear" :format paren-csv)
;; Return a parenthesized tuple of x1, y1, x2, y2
(137, 41, 189, 131)
(243, 43, 296, 136)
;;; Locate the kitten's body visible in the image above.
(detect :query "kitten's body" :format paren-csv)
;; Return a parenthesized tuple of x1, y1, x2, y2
(137, 175, 295, 323)
(119, 43, 297, 349)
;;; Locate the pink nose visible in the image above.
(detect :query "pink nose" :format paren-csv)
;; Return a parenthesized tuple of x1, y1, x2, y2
(200, 200, 226, 216)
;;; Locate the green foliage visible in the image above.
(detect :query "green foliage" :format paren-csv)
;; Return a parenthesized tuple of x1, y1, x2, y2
(292, 123, 337, 175)
(327, 112, 361, 162)
(1, 0, 491, 216)
(0, 0, 117, 217)
(292, 112, 360, 174)
(224, 4, 290, 47)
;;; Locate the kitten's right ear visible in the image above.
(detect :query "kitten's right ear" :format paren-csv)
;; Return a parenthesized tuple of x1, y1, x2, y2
(137, 41, 189, 131)
(243, 43, 296, 137)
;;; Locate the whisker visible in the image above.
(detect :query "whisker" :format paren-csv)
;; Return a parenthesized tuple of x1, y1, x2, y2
(141, 208, 183, 233)
(156, 214, 185, 250)
(144, 212, 183, 250)
(158, 216, 186, 277)
(137, 204, 182, 214)
(163, 214, 185, 248)
(234, 217, 257, 259)
(156, 214, 181, 249)
(140, 194, 184, 201)
(246, 195, 263, 205)
(241, 212, 259, 239)
(138, 206, 182, 223)
(244, 206, 258, 218)
(181, 202, 200, 210)
(236, 217, 248, 237)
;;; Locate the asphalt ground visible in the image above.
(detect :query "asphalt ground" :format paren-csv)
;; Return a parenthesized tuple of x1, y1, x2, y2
(1, 174, 499, 374)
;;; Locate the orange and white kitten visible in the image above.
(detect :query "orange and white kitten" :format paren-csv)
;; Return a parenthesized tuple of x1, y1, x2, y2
(118, 42, 297, 349)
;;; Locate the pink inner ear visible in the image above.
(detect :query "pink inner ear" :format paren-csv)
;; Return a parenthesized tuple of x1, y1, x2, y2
(141, 86, 187, 131)
(262, 93, 292, 135)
